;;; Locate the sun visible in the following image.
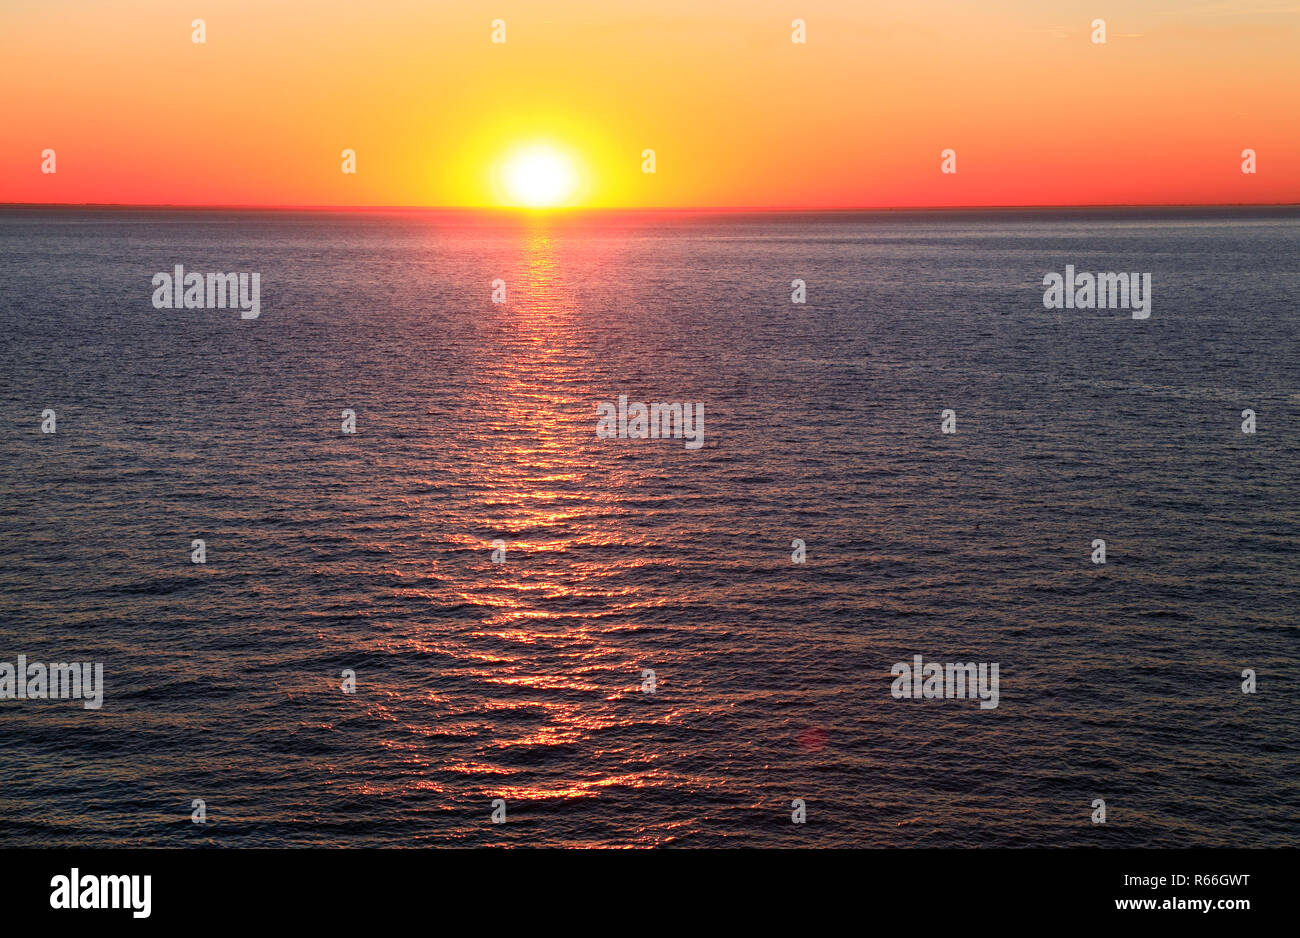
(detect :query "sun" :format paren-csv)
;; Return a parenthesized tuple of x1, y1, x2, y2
(500, 144, 581, 208)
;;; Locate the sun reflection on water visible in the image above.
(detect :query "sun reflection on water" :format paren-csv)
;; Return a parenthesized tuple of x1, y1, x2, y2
(404, 219, 677, 814)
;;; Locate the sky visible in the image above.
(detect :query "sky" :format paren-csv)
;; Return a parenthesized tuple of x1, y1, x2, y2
(2, 0, 1298, 208)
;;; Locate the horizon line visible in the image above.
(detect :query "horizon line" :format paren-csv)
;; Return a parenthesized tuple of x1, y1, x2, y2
(3, 201, 1299, 214)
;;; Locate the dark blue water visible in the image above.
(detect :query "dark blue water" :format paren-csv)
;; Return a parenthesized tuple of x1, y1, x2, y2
(1, 208, 1297, 846)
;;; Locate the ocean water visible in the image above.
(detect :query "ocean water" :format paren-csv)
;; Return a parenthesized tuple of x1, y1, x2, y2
(0, 207, 1297, 847)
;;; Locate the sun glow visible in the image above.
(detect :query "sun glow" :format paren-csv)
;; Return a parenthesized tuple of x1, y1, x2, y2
(499, 144, 581, 208)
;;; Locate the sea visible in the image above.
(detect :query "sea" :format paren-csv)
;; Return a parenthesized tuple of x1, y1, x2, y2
(1, 206, 1296, 847)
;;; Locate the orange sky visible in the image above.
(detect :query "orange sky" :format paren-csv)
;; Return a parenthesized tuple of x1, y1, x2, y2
(2, 0, 1297, 208)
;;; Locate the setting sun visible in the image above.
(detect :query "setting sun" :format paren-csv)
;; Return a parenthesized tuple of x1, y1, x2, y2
(499, 144, 581, 208)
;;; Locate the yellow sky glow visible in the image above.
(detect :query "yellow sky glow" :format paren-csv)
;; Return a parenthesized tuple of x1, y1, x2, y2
(1, 1, 1297, 207)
